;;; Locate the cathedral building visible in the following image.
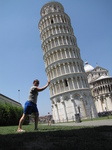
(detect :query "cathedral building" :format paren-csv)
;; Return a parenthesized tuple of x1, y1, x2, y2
(38, 1, 98, 122)
(84, 61, 112, 114)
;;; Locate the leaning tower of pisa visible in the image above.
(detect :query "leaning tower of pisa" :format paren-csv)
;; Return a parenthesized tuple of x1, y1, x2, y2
(39, 1, 98, 122)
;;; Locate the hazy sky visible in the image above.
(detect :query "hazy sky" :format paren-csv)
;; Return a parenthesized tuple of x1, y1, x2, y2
(0, 0, 112, 116)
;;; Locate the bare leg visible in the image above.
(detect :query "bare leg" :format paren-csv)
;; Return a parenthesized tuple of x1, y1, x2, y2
(34, 112, 39, 130)
(48, 120, 51, 126)
(17, 114, 28, 131)
(48, 120, 49, 126)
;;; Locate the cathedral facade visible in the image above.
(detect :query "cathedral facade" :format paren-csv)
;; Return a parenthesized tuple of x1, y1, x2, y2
(39, 1, 98, 122)
(84, 62, 112, 114)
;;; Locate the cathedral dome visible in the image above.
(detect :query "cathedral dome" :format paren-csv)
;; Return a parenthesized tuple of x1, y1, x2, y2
(84, 61, 94, 73)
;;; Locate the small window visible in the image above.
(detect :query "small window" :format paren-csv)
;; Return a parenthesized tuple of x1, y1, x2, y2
(51, 19, 53, 24)
(64, 79, 68, 87)
(62, 18, 64, 23)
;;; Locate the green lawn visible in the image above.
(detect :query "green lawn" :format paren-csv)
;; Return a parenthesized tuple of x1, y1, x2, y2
(81, 115, 112, 122)
(0, 123, 112, 150)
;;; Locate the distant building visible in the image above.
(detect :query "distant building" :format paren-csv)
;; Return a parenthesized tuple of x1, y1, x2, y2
(39, 114, 52, 123)
(84, 61, 112, 114)
(0, 93, 22, 107)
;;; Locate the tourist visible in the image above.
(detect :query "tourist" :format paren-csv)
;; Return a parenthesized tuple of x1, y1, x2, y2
(48, 112, 51, 126)
(17, 79, 50, 132)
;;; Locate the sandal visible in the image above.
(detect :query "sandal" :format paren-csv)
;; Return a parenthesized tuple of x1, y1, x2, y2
(17, 129, 25, 133)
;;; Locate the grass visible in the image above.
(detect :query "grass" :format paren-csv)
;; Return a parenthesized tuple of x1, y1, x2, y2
(0, 122, 112, 150)
(51, 115, 112, 124)
(81, 115, 112, 122)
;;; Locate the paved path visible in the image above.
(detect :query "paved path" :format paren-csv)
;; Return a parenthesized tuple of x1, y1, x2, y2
(48, 119, 112, 127)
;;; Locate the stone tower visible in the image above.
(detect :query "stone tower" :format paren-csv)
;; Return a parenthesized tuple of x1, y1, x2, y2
(39, 1, 97, 122)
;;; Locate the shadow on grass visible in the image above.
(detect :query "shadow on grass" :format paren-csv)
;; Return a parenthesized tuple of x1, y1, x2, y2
(0, 126, 112, 150)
